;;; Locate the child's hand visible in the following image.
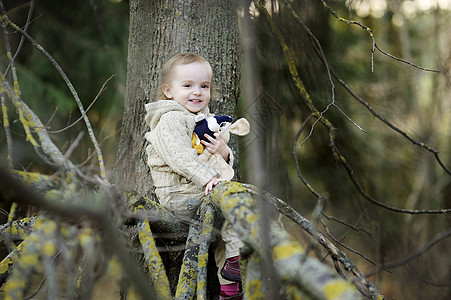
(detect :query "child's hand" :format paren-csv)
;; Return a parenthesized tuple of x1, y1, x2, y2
(201, 133, 229, 161)
(205, 177, 228, 195)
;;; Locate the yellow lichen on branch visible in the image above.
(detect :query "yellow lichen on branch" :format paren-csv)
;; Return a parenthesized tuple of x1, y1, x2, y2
(3, 217, 57, 300)
(0, 73, 39, 147)
(254, 0, 334, 130)
(210, 181, 363, 299)
(0, 73, 77, 172)
(138, 220, 172, 299)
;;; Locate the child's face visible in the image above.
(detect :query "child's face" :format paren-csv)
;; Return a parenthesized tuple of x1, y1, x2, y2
(163, 62, 211, 113)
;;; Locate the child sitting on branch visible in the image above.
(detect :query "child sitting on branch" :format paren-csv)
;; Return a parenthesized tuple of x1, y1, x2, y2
(144, 52, 246, 299)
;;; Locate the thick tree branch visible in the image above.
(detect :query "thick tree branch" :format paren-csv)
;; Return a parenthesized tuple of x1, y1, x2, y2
(0, 167, 158, 299)
(213, 181, 370, 299)
(244, 184, 383, 299)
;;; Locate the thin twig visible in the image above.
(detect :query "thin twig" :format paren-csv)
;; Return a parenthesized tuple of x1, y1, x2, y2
(330, 70, 450, 176)
(281, 0, 367, 138)
(77, 127, 121, 168)
(336, 144, 451, 214)
(322, 212, 375, 242)
(25, 251, 62, 300)
(404, 263, 451, 287)
(4, 0, 35, 77)
(365, 229, 451, 277)
(48, 74, 117, 134)
(0, 10, 108, 180)
(1, 92, 13, 167)
(301, 197, 324, 264)
(319, 216, 383, 269)
(64, 131, 85, 160)
(45, 106, 59, 129)
(318, 0, 440, 73)
(291, 114, 323, 198)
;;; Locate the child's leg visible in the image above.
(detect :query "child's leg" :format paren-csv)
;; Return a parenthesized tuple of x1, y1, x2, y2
(156, 186, 204, 218)
(221, 222, 244, 259)
(214, 242, 234, 285)
(221, 256, 241, 282)
(219, 282, 241, 300)
(214, 244, 242, 299)
(219, 222, 244, 282)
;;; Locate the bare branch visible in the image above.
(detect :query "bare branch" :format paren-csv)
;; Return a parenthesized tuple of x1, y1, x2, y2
(318, 0, 440, 73)
(281, 0, 449, 177)
(3, 0, 35, 77)
(0, 6, 108, 180)
(0, 75, 76, 172)
(1, 92, 13, 167)
(331, 70, 451, 176)
(281, 0, 367, 135)
(365, 229, 451, 277)
(322, 212, 375, 242)
(48, 74, 117, 134)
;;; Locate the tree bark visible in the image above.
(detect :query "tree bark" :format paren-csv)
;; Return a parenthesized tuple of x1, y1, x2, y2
(113, 0, 240, 195)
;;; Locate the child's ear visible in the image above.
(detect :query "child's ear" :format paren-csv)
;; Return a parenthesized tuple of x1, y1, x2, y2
(162, 84, 173, 99)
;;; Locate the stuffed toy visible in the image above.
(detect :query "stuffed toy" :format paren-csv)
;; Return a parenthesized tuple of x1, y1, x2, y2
(191, 113, 250, 180)
(194, 115, 233, 144)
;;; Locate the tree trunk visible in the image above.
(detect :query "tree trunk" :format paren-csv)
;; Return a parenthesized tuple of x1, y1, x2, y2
(113, 0, 240, 195)
(112, 0, 241, 295)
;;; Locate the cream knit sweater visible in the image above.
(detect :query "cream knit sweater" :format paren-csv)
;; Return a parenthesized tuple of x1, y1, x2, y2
(144, 100, 233, 204)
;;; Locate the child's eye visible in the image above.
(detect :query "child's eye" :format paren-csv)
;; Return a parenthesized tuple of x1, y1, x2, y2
(183, 84, 191, 87)
(201, 85, 209, 89)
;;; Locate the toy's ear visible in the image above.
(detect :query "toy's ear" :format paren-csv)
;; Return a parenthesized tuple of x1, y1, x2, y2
(229, 118, 250, 136)
(194, 113, 206, 123)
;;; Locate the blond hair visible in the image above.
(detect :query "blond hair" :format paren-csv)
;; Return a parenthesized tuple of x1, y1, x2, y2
(156, 53, 214, 100)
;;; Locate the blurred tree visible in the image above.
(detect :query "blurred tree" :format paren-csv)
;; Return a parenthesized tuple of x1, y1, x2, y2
(1, 0, 128, 172)
(245, 1, 451, 299)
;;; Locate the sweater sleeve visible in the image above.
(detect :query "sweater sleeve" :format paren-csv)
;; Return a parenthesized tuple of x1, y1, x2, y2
(147, 111, 218, 187)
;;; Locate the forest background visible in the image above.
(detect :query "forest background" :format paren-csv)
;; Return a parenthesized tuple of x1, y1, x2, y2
(1, 0, 450, 299)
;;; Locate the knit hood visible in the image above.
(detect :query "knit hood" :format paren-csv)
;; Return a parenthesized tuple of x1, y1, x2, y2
(144, 100, 210, 130)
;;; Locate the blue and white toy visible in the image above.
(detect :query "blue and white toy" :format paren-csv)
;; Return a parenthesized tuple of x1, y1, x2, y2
(191, 113, 250, 180)
(194, 114, 234, 143)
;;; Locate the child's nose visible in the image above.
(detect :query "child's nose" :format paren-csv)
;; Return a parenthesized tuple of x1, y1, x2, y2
(192, 87, 201, 95)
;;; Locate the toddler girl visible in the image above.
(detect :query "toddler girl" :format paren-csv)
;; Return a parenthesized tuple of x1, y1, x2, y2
(144, 53, 243, 299)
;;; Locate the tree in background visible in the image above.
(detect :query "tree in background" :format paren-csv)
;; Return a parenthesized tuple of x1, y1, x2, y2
(246, 1, 450, 299)
(111, 0, 241, 292)
(113, 0, 240, 195)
